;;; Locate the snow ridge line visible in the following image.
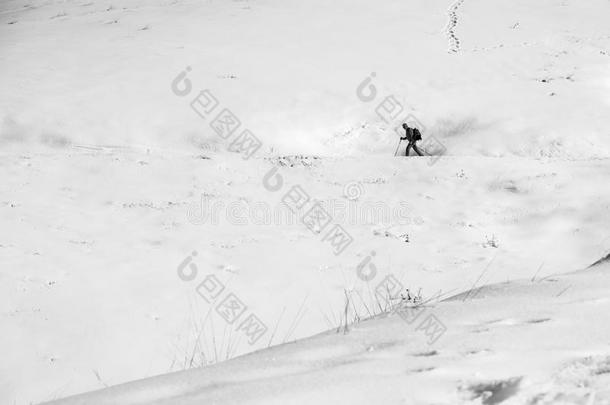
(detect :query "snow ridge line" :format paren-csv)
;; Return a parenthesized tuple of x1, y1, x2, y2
(445, 0, 465, 53)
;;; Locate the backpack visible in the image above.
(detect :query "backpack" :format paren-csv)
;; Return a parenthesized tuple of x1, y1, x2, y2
(412, 128, 422, 141)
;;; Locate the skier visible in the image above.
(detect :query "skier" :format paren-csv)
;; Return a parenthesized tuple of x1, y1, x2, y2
(400, 123, 424, 156)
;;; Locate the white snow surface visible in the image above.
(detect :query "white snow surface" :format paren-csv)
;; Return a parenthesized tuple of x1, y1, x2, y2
(1, 0, 610, 404)
(48, 261, 610, 404)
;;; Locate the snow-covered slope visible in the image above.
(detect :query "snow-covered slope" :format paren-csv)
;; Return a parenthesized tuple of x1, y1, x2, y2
(1, 0, 610, 404)
(48, 260, 610, 405)
(7, 150, 609, 404)
(2, 0, 610, 157)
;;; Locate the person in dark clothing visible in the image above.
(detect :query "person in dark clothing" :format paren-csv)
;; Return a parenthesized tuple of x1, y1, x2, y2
(401, 123, 424, 156)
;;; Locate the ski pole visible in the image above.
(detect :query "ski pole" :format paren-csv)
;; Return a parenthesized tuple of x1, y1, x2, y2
(393, 139, 402, 157)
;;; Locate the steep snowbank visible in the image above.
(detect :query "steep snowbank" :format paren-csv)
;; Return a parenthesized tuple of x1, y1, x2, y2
(47, 261, 610, 404)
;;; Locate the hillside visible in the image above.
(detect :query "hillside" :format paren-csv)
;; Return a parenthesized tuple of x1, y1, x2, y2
(1, 0, 609, 404)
